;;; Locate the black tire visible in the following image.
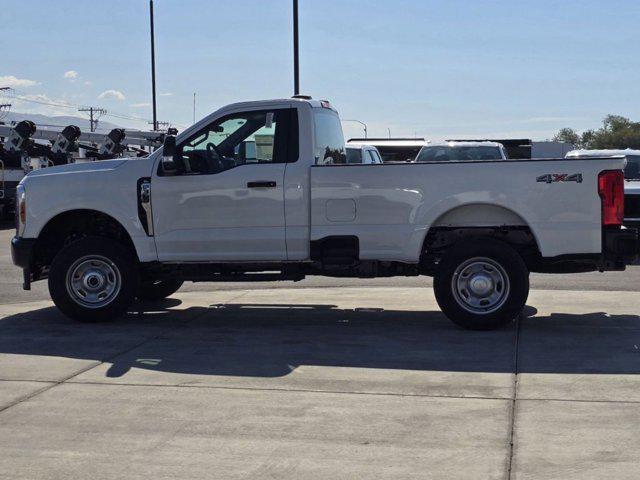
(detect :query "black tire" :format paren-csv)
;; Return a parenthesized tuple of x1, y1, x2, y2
(48, 236, 138, 322)
(433, 238, 529, 330)
(136, 279, 184, 301)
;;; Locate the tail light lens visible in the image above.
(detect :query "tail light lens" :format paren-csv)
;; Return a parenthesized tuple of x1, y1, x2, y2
(598, 170, 624, 227)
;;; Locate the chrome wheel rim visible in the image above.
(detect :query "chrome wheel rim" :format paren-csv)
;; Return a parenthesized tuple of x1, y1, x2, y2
(451, 257, 510, 314)
(66, 255, 121, 308)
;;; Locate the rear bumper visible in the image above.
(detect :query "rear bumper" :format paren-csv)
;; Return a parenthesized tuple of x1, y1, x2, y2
(601, 227, 639, 269)
(603, 228, 639, 257)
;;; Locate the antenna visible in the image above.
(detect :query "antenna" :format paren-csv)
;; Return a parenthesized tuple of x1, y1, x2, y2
(78, 106, 107, 132)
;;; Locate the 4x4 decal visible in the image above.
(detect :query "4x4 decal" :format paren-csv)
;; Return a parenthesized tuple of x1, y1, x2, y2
(536, 173, 583, 184)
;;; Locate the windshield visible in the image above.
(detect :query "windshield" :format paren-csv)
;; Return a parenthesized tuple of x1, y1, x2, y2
(624, 156, 640, 180)
(416, 146, 503, 162)
(376, 146, 422, 162)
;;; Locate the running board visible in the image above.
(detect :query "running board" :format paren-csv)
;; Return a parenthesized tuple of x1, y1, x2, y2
(190, 272, 306, 283)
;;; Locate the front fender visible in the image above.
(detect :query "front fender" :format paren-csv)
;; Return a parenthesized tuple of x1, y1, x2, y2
(22, 159, 157, 262)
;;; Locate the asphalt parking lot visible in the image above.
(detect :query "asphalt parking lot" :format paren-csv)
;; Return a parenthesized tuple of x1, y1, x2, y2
(1, 224, 639, 479)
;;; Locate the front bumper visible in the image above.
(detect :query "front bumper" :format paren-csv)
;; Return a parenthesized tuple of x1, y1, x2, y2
(11, 236, 37, 290)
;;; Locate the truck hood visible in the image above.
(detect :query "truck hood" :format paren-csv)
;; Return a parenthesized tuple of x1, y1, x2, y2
(24, 158, 129, 179)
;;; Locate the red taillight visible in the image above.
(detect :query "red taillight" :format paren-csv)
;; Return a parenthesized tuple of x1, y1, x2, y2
(598, 170, 624, 227)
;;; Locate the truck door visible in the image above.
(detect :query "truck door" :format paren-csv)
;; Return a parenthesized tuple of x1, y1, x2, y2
(151, 108, 297, 262)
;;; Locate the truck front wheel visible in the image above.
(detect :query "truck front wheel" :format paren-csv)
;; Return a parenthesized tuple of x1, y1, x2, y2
(48, 236, 138, 322)
(433, 238, 529, 330)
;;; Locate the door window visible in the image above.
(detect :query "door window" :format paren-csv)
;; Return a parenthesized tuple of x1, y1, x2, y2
(163, 108, 297, 175)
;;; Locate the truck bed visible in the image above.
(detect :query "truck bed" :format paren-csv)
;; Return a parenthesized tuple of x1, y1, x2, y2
(310, 157, 625, 262)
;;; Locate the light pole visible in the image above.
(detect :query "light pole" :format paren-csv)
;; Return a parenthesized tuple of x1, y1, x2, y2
(293, 0, 300, 95)
(343, 119, 368, 138)
(149, 0, 158, 131)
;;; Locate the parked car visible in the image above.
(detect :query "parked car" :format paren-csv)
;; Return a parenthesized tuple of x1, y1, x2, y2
(12, 97, 638, 330)
(345, 144, 383, 164)
(416, 141, 508, 162)
(347, 138, 426, 163)
(566, 149, 640, 227)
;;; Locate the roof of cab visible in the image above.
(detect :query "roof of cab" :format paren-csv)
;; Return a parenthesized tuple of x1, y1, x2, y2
(221, 96, 338, 112)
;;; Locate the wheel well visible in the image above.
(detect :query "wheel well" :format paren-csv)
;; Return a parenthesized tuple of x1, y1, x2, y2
(34, 210, 137, 268)
(433, 204, 527, 228)
(422, 226, 541, 271)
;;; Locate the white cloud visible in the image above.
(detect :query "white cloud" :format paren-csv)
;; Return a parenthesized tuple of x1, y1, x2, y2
(98, 89, 125, 101)
(0, 75, 38, 88)
(63, 70, 78, 80)
(130, 102, 150, 108)
(159, 92, 173, 96)
(84, 80, 92, 86)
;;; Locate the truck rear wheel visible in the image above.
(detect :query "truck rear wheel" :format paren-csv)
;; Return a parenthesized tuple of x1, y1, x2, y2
(48, 236, 138, 322)
(433, 238, 529, 330)
(137, 279, 184, 301)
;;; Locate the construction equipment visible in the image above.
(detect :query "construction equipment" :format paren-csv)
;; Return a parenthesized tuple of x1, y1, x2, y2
(0, 120, 176, 217)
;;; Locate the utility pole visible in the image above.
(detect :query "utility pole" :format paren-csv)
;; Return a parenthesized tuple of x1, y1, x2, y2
(79, 106, 107, 132)
(388, 127, 391, 139)
(293, 0, 300, 95)
(149, 0, 158, 131)
(0, 87, 12, 120)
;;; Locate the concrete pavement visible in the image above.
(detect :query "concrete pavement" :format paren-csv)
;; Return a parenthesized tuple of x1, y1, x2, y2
(0, 286, 639, 479)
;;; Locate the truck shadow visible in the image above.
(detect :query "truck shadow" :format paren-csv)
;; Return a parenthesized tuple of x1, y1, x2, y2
(0, 301, 638, 378)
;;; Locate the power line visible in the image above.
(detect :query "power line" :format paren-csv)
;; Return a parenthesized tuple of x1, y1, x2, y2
(6, 89, 186, 129)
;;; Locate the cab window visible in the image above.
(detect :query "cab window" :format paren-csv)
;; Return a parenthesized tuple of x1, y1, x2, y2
(164, 108, 297, 175)
(314, 110, 346, 165)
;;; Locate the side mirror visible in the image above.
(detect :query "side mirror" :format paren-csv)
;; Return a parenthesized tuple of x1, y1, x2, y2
(161, 135, 179, 173)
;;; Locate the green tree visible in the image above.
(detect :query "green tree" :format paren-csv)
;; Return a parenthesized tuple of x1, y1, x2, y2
(553, 115, 640, 150)
(552, 128, 580, 147)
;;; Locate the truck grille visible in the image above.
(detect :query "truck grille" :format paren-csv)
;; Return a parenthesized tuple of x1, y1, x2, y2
(624, 194, 640, 223)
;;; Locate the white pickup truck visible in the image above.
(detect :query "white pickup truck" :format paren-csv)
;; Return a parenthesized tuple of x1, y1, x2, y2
(11, 97, 639, 330)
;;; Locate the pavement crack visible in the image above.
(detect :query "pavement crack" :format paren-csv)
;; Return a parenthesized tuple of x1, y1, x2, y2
(506, 312, 522, 480)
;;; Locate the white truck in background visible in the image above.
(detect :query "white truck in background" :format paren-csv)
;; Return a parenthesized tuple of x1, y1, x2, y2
(12, 96, 639, 330)
(347, 138, 426, 163)
(415, 141, 508, 162)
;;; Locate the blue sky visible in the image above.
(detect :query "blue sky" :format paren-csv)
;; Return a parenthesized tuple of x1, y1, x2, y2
(1, 0, 639, 139)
